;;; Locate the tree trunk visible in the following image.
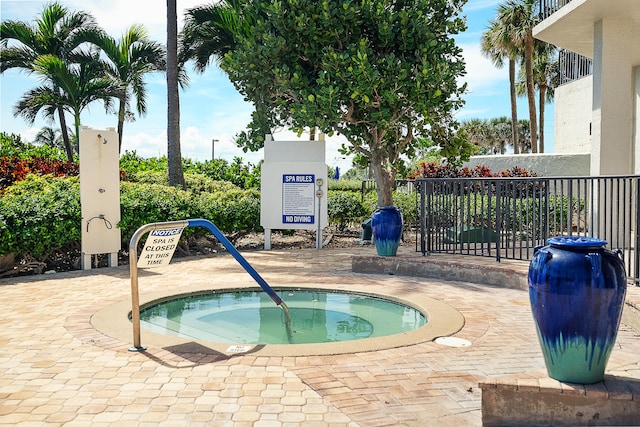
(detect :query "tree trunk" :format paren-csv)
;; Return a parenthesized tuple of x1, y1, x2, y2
(539, 85, 546, 153)
(370, 147, 395, 208)
(57, 107, 74, 162)
(525, 31, 538, 153)
(167, 0, 185, 188)
(73, 111, 81, 156)
(117, 98, 125, 152)
(509, 59, 519, 155)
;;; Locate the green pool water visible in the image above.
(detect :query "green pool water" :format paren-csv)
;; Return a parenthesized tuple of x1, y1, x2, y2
(139, 289, 427, 345)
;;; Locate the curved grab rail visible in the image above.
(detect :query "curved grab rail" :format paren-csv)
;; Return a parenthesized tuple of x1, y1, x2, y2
(129, 218, 290, 351)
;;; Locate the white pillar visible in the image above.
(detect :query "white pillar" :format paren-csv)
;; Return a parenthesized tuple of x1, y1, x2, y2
(634, 66, 640, 175)
(591, 17, 634, 176)
(590, 18, 634, 244)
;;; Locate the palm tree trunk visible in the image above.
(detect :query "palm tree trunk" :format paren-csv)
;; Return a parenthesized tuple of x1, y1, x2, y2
(539, 85, 546, 153)
(509, 59, 519, 154)
(73, 111, 81, 155)
(57, 107, 74, 162)
(167, 0, 185, 188)
(525, 31, 538, 153)
(117, 99, 126, 152)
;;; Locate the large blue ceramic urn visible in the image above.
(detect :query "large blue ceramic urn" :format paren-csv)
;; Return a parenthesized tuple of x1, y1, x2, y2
(371, 206, 403, 256)
(528, 236, 627, 384)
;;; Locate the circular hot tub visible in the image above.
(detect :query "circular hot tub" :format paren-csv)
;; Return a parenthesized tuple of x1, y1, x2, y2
(92, 284, 464, 357)
(138, 288, 427, 345)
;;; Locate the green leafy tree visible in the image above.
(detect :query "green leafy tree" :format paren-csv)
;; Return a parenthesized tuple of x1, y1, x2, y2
(223, 0, 470, 207)
(0, 1, 99, 161)
(79, 24, 166, 151)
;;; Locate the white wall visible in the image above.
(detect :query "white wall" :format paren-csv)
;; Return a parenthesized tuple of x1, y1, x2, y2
(463, 153, 590, 177)
(635, 65, 640, 174)
(554, 75, 593, 154)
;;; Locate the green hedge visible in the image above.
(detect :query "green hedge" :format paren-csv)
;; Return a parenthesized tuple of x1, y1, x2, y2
(2, 176, 413, 261)
(127, 170, 241, 194)
(327, 191, 368, 231)
(0, 175, 262, 260)
(362, 191, 419, 226)
(0, 175, 81, 258)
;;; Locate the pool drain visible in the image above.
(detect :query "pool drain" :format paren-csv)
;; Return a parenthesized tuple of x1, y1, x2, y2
(435, 337, 471, 347)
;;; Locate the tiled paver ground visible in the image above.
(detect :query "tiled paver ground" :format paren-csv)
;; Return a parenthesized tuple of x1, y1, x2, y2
(1, 245, 639, 426)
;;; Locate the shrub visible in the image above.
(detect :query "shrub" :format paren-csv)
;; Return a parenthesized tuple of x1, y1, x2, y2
(120, 151, 261, 189)
(408, 162, 537, 179)
(0, 156, 79, 191)
(194, 189, 261, 232)
(327, 191, 368, 231)
(128, 170, 243, 194)
(185, 175, 241, 194)
(362, 190, 418, 227)
(0, 132, 69, 161)
(118, 182, 198, 240)
(119, 182, 262, 241)
(327, 179, 362, 192)
(0, 175, 81, 258)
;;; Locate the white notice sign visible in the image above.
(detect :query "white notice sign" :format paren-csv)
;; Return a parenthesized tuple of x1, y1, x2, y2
(282, 174, 315, 224)
(137, 227, 184, 267)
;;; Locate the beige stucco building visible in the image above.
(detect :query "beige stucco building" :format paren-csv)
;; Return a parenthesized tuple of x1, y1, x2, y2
(533, 0, 639, 175)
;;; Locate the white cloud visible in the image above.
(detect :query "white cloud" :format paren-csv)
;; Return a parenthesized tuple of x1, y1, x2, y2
(459, 43, 508, 94)
(62, 0, 204, 41)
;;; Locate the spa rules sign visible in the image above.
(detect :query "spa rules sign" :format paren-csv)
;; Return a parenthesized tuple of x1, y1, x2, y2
(282, 174, 315, 224)
(137, 227, 184, 267)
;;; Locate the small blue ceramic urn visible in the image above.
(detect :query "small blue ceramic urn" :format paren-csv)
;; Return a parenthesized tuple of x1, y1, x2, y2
(528, 236, 627, 383)
(371, 206, 403, 256)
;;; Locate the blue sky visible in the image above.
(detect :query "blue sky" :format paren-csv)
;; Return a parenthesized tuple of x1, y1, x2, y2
(0, 0, 553, 171)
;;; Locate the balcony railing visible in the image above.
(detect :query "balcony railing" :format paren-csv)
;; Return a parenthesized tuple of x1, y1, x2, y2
(416, 176, 640, 285)
(558, 48, 593, 85)
(536, 1, 593, 84)
(537, 0, 573, 20)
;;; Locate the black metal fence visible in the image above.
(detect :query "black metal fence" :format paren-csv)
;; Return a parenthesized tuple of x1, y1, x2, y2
(416, 176, 640, 285)
(558, 49, 593, 85)
(537, 0, 572, 20)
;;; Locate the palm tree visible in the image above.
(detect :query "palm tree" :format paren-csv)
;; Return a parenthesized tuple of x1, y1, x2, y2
(532, 43, 557, 154)
(167, 0, 184, 188)
(516, 42, 557, 154)
(180, 0, 249, 71)
(460, 118, 493, 154)
(495, 0, 539, 153)
(79, 25, 166, 152)
(34, 125, 73, 153)
(180, 1, 280, 148)
(481, 19, 520, 154)
(0, 1, 99, 161)
(490, 117, 515, 154)
(14, 53, 120, 149)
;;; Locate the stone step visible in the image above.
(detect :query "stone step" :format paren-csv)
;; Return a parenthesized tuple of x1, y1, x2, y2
(480, 374, 640, 427)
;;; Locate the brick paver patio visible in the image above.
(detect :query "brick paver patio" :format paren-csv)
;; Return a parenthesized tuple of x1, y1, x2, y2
(1, 245, 639, 426)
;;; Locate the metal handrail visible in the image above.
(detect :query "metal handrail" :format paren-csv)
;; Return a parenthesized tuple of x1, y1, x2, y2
(128, 218, 291, 351)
